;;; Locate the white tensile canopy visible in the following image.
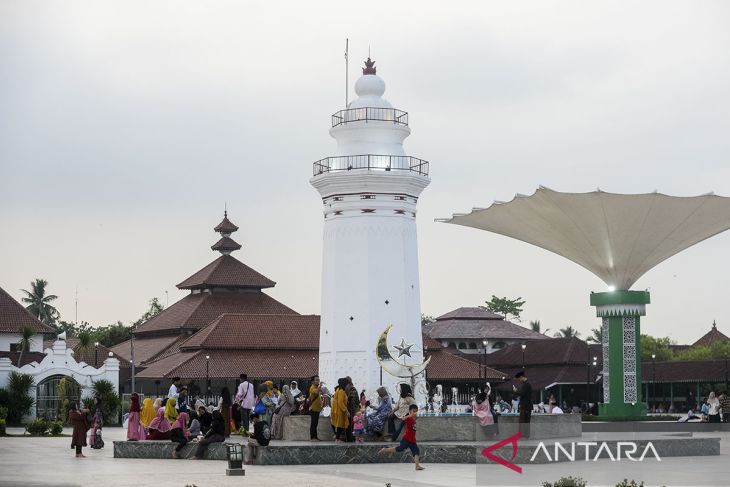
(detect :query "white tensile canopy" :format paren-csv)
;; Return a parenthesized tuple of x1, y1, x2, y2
(440, 187, 730, 290)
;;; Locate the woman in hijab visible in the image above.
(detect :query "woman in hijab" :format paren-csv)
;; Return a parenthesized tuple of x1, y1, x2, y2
(152, 397, 162, 412)
(140, 397, 156, 430)
(127, 393, 145, 441)
(472, 382, 497, 436)
(367, 386, 392, 438)
(89, 397, 104, 449)
(331, 378, 350, 442)
(147, 408, 173, 440)
(708, 392, 721, 423)
(192, 410, 225, 460)
(164, 397, 179, 423)
(257, 383, 275, 426)
(220, 387, 233, 437)
(68, 401, 90, 458)
(188, 410, 201, 437)
(170, 412, 191, 458)
(271, 384, 296, 439)
(388, 383, 416, 442)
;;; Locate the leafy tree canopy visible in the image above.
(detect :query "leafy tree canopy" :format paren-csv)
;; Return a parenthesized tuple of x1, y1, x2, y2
(481, 295, 526, 322)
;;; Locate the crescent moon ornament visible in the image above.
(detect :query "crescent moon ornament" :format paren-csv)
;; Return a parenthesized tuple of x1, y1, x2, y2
(376, 325, 431, 378)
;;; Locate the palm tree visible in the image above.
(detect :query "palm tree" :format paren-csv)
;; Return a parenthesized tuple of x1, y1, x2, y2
(16, 326, 35, 367)
(586, 328, 603, 343)
(554, 326, 581, 338)
(530, 320, 550, 336)
(21, 279, 60, 326)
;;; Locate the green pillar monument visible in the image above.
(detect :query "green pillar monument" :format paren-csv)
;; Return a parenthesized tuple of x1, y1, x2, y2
(590, 290, 650, 417)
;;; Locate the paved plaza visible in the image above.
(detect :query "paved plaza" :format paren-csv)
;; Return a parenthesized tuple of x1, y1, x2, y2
(1, 427, 729, 487)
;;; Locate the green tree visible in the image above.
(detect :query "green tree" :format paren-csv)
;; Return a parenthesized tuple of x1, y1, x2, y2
(6, 372, 34, 424)
(640, 335, 674, 361)
(21, 279, 60, 326)
(530, 320, 550, 335)
(554, 326, 580, 338)
(15, 326, 36, 367)
(586, 328, 603, 343)
(90, 379, 121, 425)
(133, 297, 165, 327)
(421, 314, 435, 327)
(481, 295, 526, 322)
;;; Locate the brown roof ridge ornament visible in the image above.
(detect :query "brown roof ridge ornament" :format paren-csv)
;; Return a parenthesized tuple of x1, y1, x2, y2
(362, 57, 376, 75)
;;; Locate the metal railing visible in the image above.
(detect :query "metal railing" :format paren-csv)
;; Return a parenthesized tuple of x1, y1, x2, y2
(331, 107, 409, 127)
(312, 154, 429, 177)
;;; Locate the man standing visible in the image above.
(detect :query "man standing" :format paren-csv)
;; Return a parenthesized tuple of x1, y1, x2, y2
(308, 375, 322, 441)
(236, 374, 255, 433)
(513, 371, 532, 438)
(168, 377, 181, 409)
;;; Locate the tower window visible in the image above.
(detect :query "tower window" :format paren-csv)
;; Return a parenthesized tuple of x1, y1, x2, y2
(394, 196, 406, 201)
(361, 194, 375, 200)
(361, 209, 375, 213)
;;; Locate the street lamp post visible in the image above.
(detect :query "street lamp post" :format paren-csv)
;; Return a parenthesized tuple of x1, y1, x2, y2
(521, 343, 527, 369)
(206, 354, 210, 403)
(94, 342, 99, 368)
(590, 356, 597, 409)
(725, 356, 728, 394)
(651, 354, 656, 413)
(482, 340, 488, 379)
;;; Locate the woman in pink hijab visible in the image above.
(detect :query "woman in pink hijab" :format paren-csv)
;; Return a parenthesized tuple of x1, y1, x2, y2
(472, 382, 498, 436)
(147, 408, 172, 440)
(126, 393, 145, 441)
(170, 412, 191, 458)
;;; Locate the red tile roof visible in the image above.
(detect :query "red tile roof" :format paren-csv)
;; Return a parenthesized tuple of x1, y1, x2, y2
(691, 322, 730, 348)
(111, 335, 190, 364)
(425, 307, 549, 341)
(214, 214, 239, 234)
(136, 349, 319, 380)
(177, 255, 275, 290)
(44, 338, 131, 368)
(0, 351, 47, 367)
(211, 237, 242, 253)
(0, 285, 56, 334)
(485, 337, 600, 368)
(641, 359, 728, 383)
(180, 313, 319, 351)
(425, 348, 507, 380)
(492, 365, 599, 391)
(133, 291, 296, 335)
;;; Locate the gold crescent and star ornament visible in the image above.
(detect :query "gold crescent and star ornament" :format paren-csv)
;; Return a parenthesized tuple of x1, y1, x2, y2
(376, 325, 431, 378)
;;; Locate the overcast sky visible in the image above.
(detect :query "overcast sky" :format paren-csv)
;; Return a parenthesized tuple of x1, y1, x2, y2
(2, 1, 729, 345)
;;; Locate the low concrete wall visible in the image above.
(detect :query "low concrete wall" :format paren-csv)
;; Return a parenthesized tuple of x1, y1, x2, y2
(282, 413, 582, 441)
(113, 436, 721, 465)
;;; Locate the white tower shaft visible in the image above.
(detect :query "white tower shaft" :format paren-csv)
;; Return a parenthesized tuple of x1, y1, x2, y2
(311, 58, 430, 398)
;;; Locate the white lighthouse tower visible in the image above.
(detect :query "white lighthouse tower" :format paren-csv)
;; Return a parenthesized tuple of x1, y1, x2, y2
(311, 58, 430, 397)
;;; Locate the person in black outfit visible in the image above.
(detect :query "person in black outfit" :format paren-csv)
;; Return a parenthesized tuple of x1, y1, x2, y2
(197, 406, 212, 435)
(245, 413, 270, 465)
(192, 410, 224, 460)
(513, 371, 533, 439)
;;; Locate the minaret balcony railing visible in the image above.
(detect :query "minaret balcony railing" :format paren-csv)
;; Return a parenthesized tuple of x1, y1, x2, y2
(331, 107, 409, 127)
(313, 154, 429, 177)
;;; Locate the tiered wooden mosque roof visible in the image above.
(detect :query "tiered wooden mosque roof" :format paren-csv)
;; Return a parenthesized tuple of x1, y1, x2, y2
(112, 213, 309, 377)
(691, 321, 730, 348)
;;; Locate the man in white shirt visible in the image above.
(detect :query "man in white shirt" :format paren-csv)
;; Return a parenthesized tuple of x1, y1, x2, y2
(168, 377, 181, 409)
(236, 373, 255, 433)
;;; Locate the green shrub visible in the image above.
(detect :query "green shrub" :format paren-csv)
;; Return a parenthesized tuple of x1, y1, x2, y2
(0, 405, 8, 420)
(26, 418, 50, 436)
(6, 372, 35, 424)
(542, 477, 587, 487)
(50, 420, 64, 435)
(0, 418, 6, 436)
(616, 481, 644, 487)
(90, 379, 121, 425)
(0, 388, 8, 408)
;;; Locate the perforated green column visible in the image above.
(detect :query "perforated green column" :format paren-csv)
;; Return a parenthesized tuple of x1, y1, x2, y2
(590, 290, 649, 418)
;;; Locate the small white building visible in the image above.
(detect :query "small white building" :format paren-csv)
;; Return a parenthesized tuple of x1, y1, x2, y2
(0, 285, 119, 420)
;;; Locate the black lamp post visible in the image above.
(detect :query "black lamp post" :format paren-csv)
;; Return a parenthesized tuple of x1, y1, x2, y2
(725, 356, 728, 394)
(651, 353, 656, 412)
(590, 356, 597, 407)
(521, 343, 526, 369)
(482, 339, 488, 379)
(206, 354, 211, 403)
(94, 342, 99, 367)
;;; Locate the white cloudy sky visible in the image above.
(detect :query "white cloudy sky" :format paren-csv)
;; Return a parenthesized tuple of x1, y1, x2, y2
(1, 1, 729, 344)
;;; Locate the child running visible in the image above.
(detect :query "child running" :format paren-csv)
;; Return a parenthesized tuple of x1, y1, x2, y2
(378, 404, 424, 470)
